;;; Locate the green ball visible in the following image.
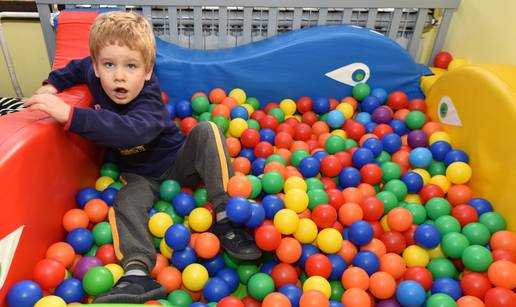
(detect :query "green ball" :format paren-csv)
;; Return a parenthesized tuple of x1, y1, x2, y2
(247, 175, 262, 199)
(268, 108, 285, 123)
(291, 150, 311, 168)
(158, 299, 173, 306)
(261, 171, 284, 194)
(405, 111, 427, 130)
(160, 179, 181, 202)
(154, 200, 171, 212)
(231, 283, 248, 299)
(246, 97, 260, 111)
(247, 119, 260, 130)
(426, 293, 456, 307)
(330, 280, 344, 301)
(343, 139, 358, 151)
(83, 266, 114, 296)
(441, 232, 469, 259)
(209, 104, 216, 112)
(319, 113, 328, 122)
(153, 236, 161, 248)
(85, 245, 98, 256)
(108, 181, 124, 190)
(100, 163, 120, 180)
(405, 203, 427, 225)
(352, 83, 371, 101)
(479, 212, 506, 233)
(212, 115, 229, 132)
(462, 245, 493, 272)
(426, 198, 451, 220)
(300, 272, 308, 283)
(462, 222, 491, 245)
(435, 215, 461, 236)
(381, 162, 402, 181)
(428, 162, 446, 176)
(375, 151, 392, 164)
(308, 189, 329, 211)
(208, 303, 217, 307)
(305, 178, 324, 191)
(198, 112, 212, 122)
(224, 252, 241, 269)
(92, 222, 113, 246)
(237, 263, 259, 284)
(247, 273, 275, 301)
(266, 154, 287, 166)
(325, 135, 346, 154)
(163, 206, 183, 224)
(191, 96, 210, 114)
(376, 191, 399, 214)
(194, 188, 208, 206)
(428, 258, 458, 279)
(167, 290, 192, 306)
(383, 179, 408, 201)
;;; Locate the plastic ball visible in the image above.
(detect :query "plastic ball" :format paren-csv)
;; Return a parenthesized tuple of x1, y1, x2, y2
(462, 245, 493, 272)
(317, 228, 343, 254)
(248, 273, 275, 301)
(171, 246, 197, 270)
(327, 110, 346, 128)
(396, 280, 426, 307)
(274, 209, 300, 235)
(82, 266, 114, 296)
(352, 83, 371, 101)
(488, 260, 516, 289)
(348, 220, 374, 246)
(226, 196, 251, 223)
(369, 272, 396, 299)
(66, 227, 93, 254)
(54, 278, 85, 304)
(255, 223, 282, 251)
(76, 187, 101, 208)
(7, 280, 43, 307)
(262, 171, 285, 194)
(409, 147, 433, 168)
(194, 232, 220, 259)
(164, 224, 191, 250)
(414, 224, 441, 248)
(173, 192, 196, 216)
(148, 212, 173, 238)
(182, 263, 209, 291)
(303, 276, 331, 298)
(468, 198, 493, 216)
(279, 284, 303, 307)
(434, 51, 453, 69)
(403, 245, 429, 267)
(294, 218, 318, 244)
(34, 295, 66, 307)
(446, 161, 472, 184)
(431, 277, 462, 300)
(284, 189, 309, 213)
(203, 277, 231, 302)
(441, 232, 469, 259)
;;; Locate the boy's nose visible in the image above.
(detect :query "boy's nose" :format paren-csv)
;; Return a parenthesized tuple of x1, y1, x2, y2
(114, 68, 126, 81)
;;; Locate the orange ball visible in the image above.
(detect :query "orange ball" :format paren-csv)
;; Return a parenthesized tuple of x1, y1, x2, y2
(361, 238, 387, 258)
(369, 272, 396, 299)
(46, 242, 75, 268)
(265, 161, 286, 178)
(342, 187, 364, 205)
(312, 121, 330, 137)
(151, 253, 169, 278)
(191, 92, 207, 100)
(285, 166, 302, 179)
(488, 260, 516, 289)
(299, 290, 329, 307)
(262, 292, 292, 307)
(290, 141, 310, 152)
(422, 121, 443, 136)
(490, 230, 516, 254)
(209, 88, 227, 104)
(318, 133, 332, 147)
(232, 157, 251, 175)
(83, 199, 108, 223)
(63, 209, 89, 232)
(387, 208, 413, 232)
(379, 253, 406, 280)
(226, 137, 242, 157)
(156, 266, 182, 292)
(341, 288, 371, 307)
(341, 267, 369, 290)
(446, 184, 473, 206)
(357, 183, 376, 198)
(341, 97, 357, 110)
(276, 149, 292, 166)
(393, 109, 410, 121)
(221, 96, 238, 110)
(337, 240, 358, 264)
(457, 295, 485, 307)
(359, 134, 379, 147)
(212, 104, 231, 118)
(276, 237, 302, 264)
(227, 175, 252, 198)
(194, 232, 220, 259)
(338, 203, 363, 226)
(392, 150, 410, 169)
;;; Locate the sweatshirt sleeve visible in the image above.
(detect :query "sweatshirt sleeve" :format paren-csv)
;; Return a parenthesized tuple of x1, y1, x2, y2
(47, 57, 92, 92)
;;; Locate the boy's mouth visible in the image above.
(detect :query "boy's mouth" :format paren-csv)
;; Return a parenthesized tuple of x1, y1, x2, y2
(113, 87, 128, 100)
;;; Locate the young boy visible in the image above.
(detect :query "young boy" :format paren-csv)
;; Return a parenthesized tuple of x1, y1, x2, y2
(25, 11, 261, 303)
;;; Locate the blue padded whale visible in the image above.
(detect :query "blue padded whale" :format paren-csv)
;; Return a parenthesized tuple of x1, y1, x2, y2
(155, 25, 430, 105)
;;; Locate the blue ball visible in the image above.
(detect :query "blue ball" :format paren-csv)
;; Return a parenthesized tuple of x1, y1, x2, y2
(252, 158, 266, 176)
(365, 122, 377, 133)
(203, 277, 231, 302)
(414, 224, 441, 248)
(389, 118, 408, 135)
(239, 147, 256, 162)
(171, 246, 197, 270)
(76, 188, 101, 208)
(299, 244, 320, 268)
(216, 268, 240, 292)
(55, 278, 85, 303)
(468, 198, 493, 216)
(362, 138, 383, 157)
(260, 128, 276, 144)
(175, 99, 192, 118)
(361, 96, 382, 114)
(230, 105, 249, 120)
(312, 150, 329, 162)
(7, 280, 43, 307)
(201, 253, 225, 276)
(352, 148, 375, 168)
(66, 228, 93, 254)
(355, 112, 372, 125)
(100, 187, 117, 206)
(165, 224, 191, 250)
(262, 194, 285, 219)
(172, 192, 196, 216)
(226, 196, 251, 223)
(444, 149, 469, 166)
(166, 103, 176, 119)
(348, 220, 374, 246)
(328, 254, 348, 280)
(298, 157, 321, 178)
(260, 260, 278, 275)
(352, 250, 380, 275)
(279, 284, 303, 307)
(327, 110, 346, 128)
(431, 277, 462, 300)
(330, 301, 344, 307)
(401, 172, 424, 193)
(371, 88, 388, 103)
(430, 141, 452, 161)
(396, 281, 426, 307)
(382, 133, 402, 154)
(409, 147, 433, 168)
(245, 202, 266, 228)
(339, 167, 361, 188)
(313, 97, 330, 114)
(148, 208, 158, 217)
(190, 303, 209, 307)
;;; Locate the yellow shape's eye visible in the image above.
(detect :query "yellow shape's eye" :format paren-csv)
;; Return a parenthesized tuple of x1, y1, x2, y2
(438, 96, 462, 127)
(325, 63, 371, 86)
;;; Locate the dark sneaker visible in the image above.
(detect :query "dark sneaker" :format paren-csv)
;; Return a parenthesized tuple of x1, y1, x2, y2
(92, 275, 167, 304)
(211, 222, 262, 261)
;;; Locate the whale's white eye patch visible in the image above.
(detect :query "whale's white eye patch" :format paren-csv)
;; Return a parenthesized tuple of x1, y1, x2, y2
(438, 96, 462, 126)
(325, 63, 371, 86)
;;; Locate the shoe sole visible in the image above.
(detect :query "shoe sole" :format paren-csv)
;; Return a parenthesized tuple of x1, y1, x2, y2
(223, 247, 262, 261)
(92, 286, 168, 304)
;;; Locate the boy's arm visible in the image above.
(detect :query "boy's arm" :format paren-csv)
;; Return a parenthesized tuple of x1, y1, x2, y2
(45, 57, 92, 92)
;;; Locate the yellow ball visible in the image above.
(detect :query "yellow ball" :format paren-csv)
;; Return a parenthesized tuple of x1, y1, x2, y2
(229, 118, 248, 137)
(413, 168, 431, 186)
(420, 75, 440, 95)
(242, 103, 255, 114)
(429, 175, 451, 193)
(336, 103, 354, 119)
(280, 98, 297, 116)
(303, 276, 331, 298)
(105, 263, 124, 285)
(448, 58, 469, 71)
(188, 207, 213, 232)
(229, 88, 247, 104)
(429, 131, 451, 145)
(148, 212, 173, 237)
(331, 129, 347, 138)
(403, 245, 430, 267)
(316, 228, 343, 254)
(95, 176, 115, 191)
(182, 263, 209, 291)
(446, 162, 472, 184)
(428, 244, 446, 259)
(284, 176, 307, 193)
(404, 194, 422, 204)
(34, 295, 66, 307)
(381, 215, 391, 232)
(294, 218, 318, 243)
(284, 189, 309, 213)
(273, 209, 300, 235)
(160, 238, 173, 259)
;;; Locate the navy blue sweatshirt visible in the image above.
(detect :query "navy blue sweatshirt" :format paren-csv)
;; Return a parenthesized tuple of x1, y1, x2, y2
(48, 57, 185, 178)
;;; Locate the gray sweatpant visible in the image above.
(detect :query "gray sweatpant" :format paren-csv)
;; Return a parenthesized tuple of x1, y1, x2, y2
(107, 121, 234, 273)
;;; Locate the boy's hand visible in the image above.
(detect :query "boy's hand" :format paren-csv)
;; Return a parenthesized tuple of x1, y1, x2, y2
(36, 84, 58, 95)
(24, 94, 71, 124)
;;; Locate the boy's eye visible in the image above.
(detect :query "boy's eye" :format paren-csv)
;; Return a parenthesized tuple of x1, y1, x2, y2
(104, 62, 114, 68)
(127, 64, 137, 69)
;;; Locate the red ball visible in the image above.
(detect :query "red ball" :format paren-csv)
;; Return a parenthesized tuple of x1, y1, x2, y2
(372, 124, 393, 139)
(241, 128, 261, 148)
(335, 152, 353, 168)
(297, 96, 313, 113)
(255, 223, 282, 251)
(387, 91, 409, 110)
(484, 287, 516, 307)
(320, 155, 343, 178)
(254, 141, 274, 158)
(419, 184, 445, 204)
(277, 123, 295, 135)
(320, 177, 337, 190)
(492, 249, 516, 263)
(301, 111, 318, 126)
(380, 231, 406, 254)
(260, 114, 280, 130)
(360, 196, 384, 222)
(451, 204, 478, 227)
(250, 110, 266, 122)
(360, 163, 383, 185)
(305, 254, 332, 278)
(218, 296, 245, 307)
(264, 103, 280, 113)
(311, 204, 338, 229)
(327, 189, 345, 211)
(434, 51, 453, 69)
(33, 258, 66, 289)
(408, 98, 427, 113)
(370, 221, 384, 239)
(404, 266, 433, 291)
(271, 263, 299, 289)
(243, 295, 263, 307)
(460, 272, 492, 299)
(275, 132, 294, 149)
(294, 123, 313, 141)
(402, 224, 418, 246)
(344, 119, 366, 141)
(161, 91, 169, 104)
(329, 98, 339, 110)
(284, 117, 299, 127)
(180, 117, 198, 135)
(96, 244, 116, 265)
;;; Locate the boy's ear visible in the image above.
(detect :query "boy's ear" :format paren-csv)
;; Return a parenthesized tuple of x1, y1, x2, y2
(145, 67, 153, 81)
(93, 62, 100, 78)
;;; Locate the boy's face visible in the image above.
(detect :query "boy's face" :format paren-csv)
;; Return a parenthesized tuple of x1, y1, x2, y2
(93, 44, 152, 105)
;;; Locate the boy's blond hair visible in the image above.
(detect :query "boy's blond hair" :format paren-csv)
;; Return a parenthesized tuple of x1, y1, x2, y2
(89, 11, 156, 72)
